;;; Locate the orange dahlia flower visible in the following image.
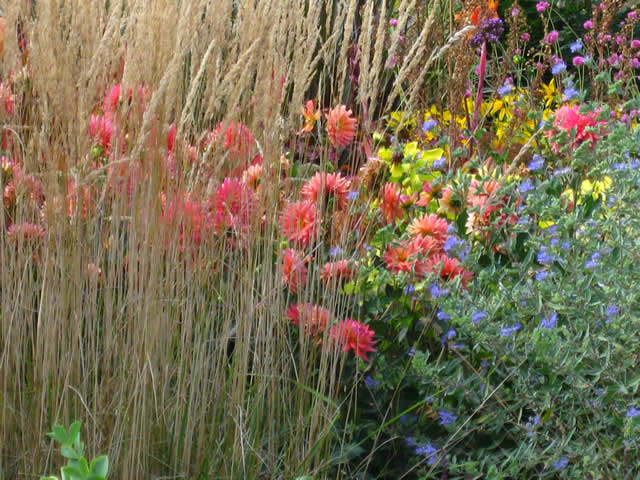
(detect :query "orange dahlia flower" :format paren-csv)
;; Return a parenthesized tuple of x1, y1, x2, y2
(279, 200, 318, 248)
(331, 319, 377, 362)
(280, 248, 308, 293)
(301, 172, 352, 210)
(326, 105, 357, 149)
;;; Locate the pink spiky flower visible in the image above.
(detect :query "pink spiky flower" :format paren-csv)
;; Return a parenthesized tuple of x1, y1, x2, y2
(381, 182, 403, 224)
(326, 105, 357, 149)
(286, 303, 331, 336)
(280, 248, 308, 293)
(331, 319, 377, 362)
(407, 213, 449, 246)
(279, 200, 318, 248)
(320, 260, 356, 285)
(212, 177, 255, 233)
(301, 172, 352, 210)
(7, 222, 45, 242)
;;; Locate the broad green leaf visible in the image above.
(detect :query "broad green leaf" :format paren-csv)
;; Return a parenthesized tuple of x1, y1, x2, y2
(90, 456, 109, 476)
(48, 425, 68, 444)
(61, 466, 82, 480)
(61, 446, 78, 460)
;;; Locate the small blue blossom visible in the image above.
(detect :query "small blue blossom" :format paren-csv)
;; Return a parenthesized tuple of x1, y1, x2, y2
(498, 82, 514, 97)
(437, 310, 452, 321)
(433, 157, 446, 169)
(501, 323, 522, 337)
(528, 154, 545, 171)
(413, 443, 438, 464)
(519, 179, 535, 193)
(563, 87, 580, 102)
(430, 283, 450, 299)
(553, 167, 572, 176)
(403, 284, 416, 295)
(552, 457, 569, 471)
(346, 190, 359, 201)
(561, 241, 571, 251)
(585, 252, 601, 269)
(535, 270, 550, 281)
(408, 347, 416, 357)
(537, 246, 555, 264)
(422, 119, 438, 132)
(472, 311, 487, 324)
(480, 359, 490, 369)
(438, 410, 458, 425)
(329, 246, 344, 257)
(550, 238, 559, 247)
(569, 39, 583, 52)
(613, 162, 628, 171)
(364, 375, 380, 388)
(605, 304, 619, 322)
(627, 406, 640, 418)
(539, 312, 558, 329)
(551, 61, 567, 75)
(443, 236, 461, 253)
(447, 224, 457, 233)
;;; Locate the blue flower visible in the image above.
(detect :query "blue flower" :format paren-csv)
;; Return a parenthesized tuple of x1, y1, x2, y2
(585, 252, 601, 269)
(432, 157, 446, 169)
(329, 246, 344, 257)
(364, 375, 380, 388)
(537, 246, 555, 264)
(563, 87, 580, 102)
(551, 61, 567, 75)
(408, 347, 416, 357)
(403, 284, 416, 295)
(561, 241, 571, 251)
(605, 304, 619, 321)
(519, 179, 535, 193)
(569, 40, 583, 52)
(413, 443, 438, 464)
(552, 457, 569, 471)
(422, 119, 438, 132)
(550, 238, 559, 247)
(528, 154, 545, 171)
(438, 410, 458, 425)
(346, 190, 359, 201)
(472, 311, 487, 324)
(498, 82, 514, 97)
(501, 323, 522, 337)
(437, 310, 452, 321)
(613, 162, 628, 171)
(535, 270, 550, 281)
(627, 406, 640, 418)
(430, 283, 450, 299)
(553, 167, 572, 176)
(443, 235, 461, 253)
(539, 312, 558, 329)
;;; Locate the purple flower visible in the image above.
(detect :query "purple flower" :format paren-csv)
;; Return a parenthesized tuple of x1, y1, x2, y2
(433, 157, 446, 169)
(501, 323, 522, 337)
(535, 270, 550, 281)
(346, 190, 359, 200)
(569, 40, 583, 52)
(553, 167, 572, 176)
(413, 443, 438, 464)
(540, 312, 558, 329)
(430, 283, 450, 299)
(422, 119, 438, 132)
(403, 283, 416, 295)
(563, 87, 580, 101)
(551, 61, 567, 75)
(627, 406, 640, 418)
(472, 311, 487, 324)
(329, 246, 344, 257)
(520, 179, 535, 193)
(584, 20, 593, 30)
(389, 18, 398, 27)
(437, 310, 452, 321)
(469, 18, 504, 47)
(364, 375, 380, 388)
(443, 236, 461, 253)
(552, 457, 569, 471)
(498, 82, 514, 97)
(537, 246, 555, 264)
(528, 154, 545, 171)
(438, 410, 457, 425)
(585, 252, 601, 269)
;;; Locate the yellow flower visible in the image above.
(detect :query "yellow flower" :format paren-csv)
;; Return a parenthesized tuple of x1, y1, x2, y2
(580, 176, 612, 200)
(539, 79, 557, 109)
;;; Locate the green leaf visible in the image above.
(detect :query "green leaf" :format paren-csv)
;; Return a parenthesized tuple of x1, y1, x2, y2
(68, 422, 82, 444)
(61, 466, 83, 480)
(61, 446, 78, 460)
(90, 456, 109, 476)
(422, 147, 444, 165)
(47, 425, 68, 444)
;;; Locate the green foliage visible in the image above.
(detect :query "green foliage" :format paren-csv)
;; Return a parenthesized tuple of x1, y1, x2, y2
(41, 422, 109, 480)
